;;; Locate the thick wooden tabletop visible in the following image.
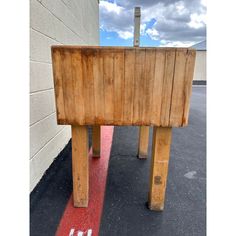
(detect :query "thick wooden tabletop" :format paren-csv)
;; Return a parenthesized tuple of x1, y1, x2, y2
(51, 46, 196, 127)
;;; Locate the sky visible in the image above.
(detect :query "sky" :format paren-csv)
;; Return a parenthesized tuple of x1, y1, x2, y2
(99, 0, 206, 47)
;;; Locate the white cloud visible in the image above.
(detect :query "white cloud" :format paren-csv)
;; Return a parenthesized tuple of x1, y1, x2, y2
(99, 1, 123, 14)
(160, 40, 193, 47)
(176, 1, 185, 12)
(146, 28, 159, 40)
(99, 0, 134, 40)
(188, 13, 206, 29)
(201, 0, 207, 7)
(99, 0, 206, 44)
(117, 30, 133, 39)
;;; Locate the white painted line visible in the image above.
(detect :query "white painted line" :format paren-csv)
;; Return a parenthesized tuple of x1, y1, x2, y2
(69, 228, 75, 236)
(87, 229, 92, 236)
(77, 231, 83, 236)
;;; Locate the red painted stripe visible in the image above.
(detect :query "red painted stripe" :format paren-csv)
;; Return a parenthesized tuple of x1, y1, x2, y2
(56, 126, 114, 236)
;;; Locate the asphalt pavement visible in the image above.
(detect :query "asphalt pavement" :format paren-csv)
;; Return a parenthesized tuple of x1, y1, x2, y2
(30, 87, 206, 236)
(100, 87, 206, 236)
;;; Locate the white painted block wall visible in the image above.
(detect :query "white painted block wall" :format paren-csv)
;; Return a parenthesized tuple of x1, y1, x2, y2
(30, 0, 99, 191)
(193, 51, 206, 81)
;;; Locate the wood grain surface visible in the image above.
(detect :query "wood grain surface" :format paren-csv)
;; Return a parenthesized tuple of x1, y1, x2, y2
(52, 46, 196, 127)
(149, 127, 172, 211)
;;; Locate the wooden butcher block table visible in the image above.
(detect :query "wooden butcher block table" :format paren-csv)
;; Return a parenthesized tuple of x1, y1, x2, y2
(51, 46, 196, 211)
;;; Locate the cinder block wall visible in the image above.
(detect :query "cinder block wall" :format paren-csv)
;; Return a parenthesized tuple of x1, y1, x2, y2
(30, 0, 99, 191)
(193, 51, 206, 81)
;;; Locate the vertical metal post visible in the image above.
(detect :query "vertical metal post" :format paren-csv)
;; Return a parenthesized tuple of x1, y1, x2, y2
(133, 7, 141, 47)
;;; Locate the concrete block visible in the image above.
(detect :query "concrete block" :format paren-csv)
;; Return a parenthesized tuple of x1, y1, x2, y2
(30, 0, 57, 41)
(31, 0, 84, 45)
(30, 89, 56, 125)
(30, 126, 71, 191)
(30, 28, 61, 63)
(61, 0, 83, 26)
(40, 0, 85, 41)
(30, 0, 99, 191)
(30, 112, 65, 158)
(30, 61, 54, 92)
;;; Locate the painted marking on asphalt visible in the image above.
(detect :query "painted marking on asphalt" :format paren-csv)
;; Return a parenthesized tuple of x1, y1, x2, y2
(69, 228, 75, 236)
(77, 230, 83, 236)
(56, 126, 114, 236)
(184, 171, 197, 179)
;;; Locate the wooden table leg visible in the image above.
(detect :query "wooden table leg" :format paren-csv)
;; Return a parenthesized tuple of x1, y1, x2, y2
(138, 126, 149, 159)
(92, 125, 101, 157)
(72, 125, 89, 207)
(149, 127, 172, 211)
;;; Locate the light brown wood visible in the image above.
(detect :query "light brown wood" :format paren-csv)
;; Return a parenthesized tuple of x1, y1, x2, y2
(170, 48, 188, 126)
(149, 127, 172, 211)
(160, 49, 176, 126)
(138, 126, 149, 159)
(71, 49, 85, 124)
(103, 49, 114, 124)
(123, 49, 135, 123)
(151, 50, 165, 125)
(61, 50, 75, 124)
(137, 48, 155, 159)
(51, 49, 66, 124)
(82, 49, 95, 124)
(51, 45, 196, 211)
(52, 46, 196, 127)
(113, 49, 124, 124)
(133, 48, 146, 124)
(143, 49, 156, 122)
(93, 49, 105, 123)
(72, 125, 89, 207)
(182, 49, 196, 125)
(92, 125, 101, 157)
(133, 7, 150, 159)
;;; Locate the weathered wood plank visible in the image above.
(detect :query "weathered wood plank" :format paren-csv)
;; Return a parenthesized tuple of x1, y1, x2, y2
(182, 49, 196, 126)
(51, 49, 66, 124)
(151, 49, 166, 125)
(113, 49, 125, 124)
(72, 125, 89, 207)
(51, 46, 196, 127)
(93, 49, 105, 124)
(169, 48, 188, 126)
(142, 48, 156, 122)
(102, 49, 114, 124)
(82, 49, 95, 124)
(149, 127, 172, 211)
(71, 49, 85, 125)
(123, 49, 135, 124)
(160, 49, 176, 126)
(60, 50, 75, 124)
(133, 48, 146, 124)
